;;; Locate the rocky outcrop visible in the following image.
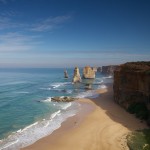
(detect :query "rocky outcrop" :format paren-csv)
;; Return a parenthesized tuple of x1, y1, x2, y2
(64, 69, 69, 78)
(51, 96, 76, 102)
(84, 83, 92, 90)
(102, 65, 118, 75)
(113, 62, 150, 122)
(92, 67, 97, 72)
(82, 66, 95, 79)
(97, 67, 102, 72)
(72, 67, 81, 83)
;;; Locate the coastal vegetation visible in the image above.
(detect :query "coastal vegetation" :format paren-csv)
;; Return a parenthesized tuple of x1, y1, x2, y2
(113, 61, 150, 149)
(113, 61, 150, 125)
(127, 129, 150, 150)
(127, 102, 149, 120)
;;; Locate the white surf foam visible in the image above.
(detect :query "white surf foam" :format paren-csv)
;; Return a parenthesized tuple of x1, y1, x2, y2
(62, 102, 72, 110)
(0, 139, 19, 150)
(39, 87, 51, 90)
(42, 97, 52, 102)
(22, 122, 38, 132)
(0, 81, 32, 86)
(93, 80, 104, 85)
(102, 75, 112, 79)
(50, 110, 61, 119)
(0, 102, 79, 150)
(44, 121, 50, 128)
(98, 84, 107, 89)
(66, 90, 73, 94)
(50, 82, 71, 89)
(76, 90, 99, 99)
(14, 91, 29, 94)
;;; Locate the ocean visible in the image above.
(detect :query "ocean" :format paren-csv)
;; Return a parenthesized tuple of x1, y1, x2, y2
(0, 68, 113, 150)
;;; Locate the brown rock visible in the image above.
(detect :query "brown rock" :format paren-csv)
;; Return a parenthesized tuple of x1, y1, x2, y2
(72, 67, 81, 83)
(113, 61, 150, 109)
(82, 66, 95, 79)
(84, 84, 92, 90)
(51, 96, 76, 102)
(102, 65, 118, 75)
(97, 67, 102, 72)
(92, 67, 97, 72)
(64, 69, 69, 78)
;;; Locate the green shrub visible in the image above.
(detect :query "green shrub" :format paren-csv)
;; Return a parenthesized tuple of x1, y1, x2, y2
(127, 103, 149, 120)
(127, 129, 150, 150)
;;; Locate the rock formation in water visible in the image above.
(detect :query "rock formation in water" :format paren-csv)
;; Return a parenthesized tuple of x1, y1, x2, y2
(64, 69, 69, 78)
(84, 83, 92, 90)
(92, 67, 97, 72)
(113, 61, 150, 124)
(97, 67, 102, 72)
(82, 66, 95, 79)
(72, 67, 81, 83)
(51, 96, 76, 102)
(102, 65, 118, 75)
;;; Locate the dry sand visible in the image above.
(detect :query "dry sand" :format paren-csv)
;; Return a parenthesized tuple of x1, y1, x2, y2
(22, 84, 148, 150)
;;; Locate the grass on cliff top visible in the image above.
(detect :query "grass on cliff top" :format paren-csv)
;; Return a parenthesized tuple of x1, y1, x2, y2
(127, 129, 150, 150)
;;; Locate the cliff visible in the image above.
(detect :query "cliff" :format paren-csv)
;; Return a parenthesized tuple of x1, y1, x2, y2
(97, 67, 102, 72)
(82, 66, 95, 79)
(72, 67, 81, 83)
(102, 65, 118, 75)
(113, 62, 150, 123)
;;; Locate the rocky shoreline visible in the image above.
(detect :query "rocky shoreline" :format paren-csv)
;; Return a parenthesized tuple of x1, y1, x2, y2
(51, 96, 77, 102)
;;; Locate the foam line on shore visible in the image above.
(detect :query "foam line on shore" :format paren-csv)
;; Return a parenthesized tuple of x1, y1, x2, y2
(0, 101, 79, 150)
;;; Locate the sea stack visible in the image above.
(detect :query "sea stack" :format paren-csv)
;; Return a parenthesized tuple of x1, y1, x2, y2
(64, 69, 69, 78)
(72, 67, 81, 83)
(82, 66, 95, 79)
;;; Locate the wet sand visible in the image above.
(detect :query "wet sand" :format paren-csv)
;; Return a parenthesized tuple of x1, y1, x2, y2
(22, 84, 148, 150)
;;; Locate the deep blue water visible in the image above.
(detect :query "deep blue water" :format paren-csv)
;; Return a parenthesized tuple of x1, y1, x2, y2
(0, 68, 112, 150)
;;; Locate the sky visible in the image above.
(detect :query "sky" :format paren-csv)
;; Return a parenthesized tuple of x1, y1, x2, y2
(0, 0, 150, 68)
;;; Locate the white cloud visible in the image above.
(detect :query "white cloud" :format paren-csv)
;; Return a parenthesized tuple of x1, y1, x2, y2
(30, 15, 71, 32)
(0, 32, 41, 52)
(0, 14, 71, 32)
(0, 16, 27, 30)
(0, 10, 17, 17)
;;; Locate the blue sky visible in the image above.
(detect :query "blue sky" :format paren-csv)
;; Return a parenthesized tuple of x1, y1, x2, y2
(0, 0, 150, 68)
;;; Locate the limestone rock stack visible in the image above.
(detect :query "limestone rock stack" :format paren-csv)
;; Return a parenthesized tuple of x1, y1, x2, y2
(72, 67, 81, 83)
(82, 66, 95, 79)
(64, 69, 69, 78)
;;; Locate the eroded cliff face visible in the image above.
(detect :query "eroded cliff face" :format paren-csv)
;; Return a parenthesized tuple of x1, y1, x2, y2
(102, 65, 118, 75)
(82, 66, 95, 79)
(97, 67, 102, 72)
(113, 62, 150, 110)
(72, 67, 81, 83)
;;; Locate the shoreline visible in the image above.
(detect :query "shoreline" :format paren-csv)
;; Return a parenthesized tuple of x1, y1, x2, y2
(22, 84, 148, 150)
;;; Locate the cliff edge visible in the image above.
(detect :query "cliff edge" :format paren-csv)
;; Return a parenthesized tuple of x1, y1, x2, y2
(113, 61, 150, 124)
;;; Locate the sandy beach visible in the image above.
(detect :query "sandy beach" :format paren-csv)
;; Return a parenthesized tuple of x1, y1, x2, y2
(22, 84, 148, 150)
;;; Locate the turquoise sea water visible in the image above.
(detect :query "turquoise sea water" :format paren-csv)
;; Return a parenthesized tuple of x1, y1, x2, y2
(0, 68, 112, 150)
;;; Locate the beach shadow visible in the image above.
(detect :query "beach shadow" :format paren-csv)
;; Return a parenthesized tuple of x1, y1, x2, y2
(91, 84, 148, 130)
